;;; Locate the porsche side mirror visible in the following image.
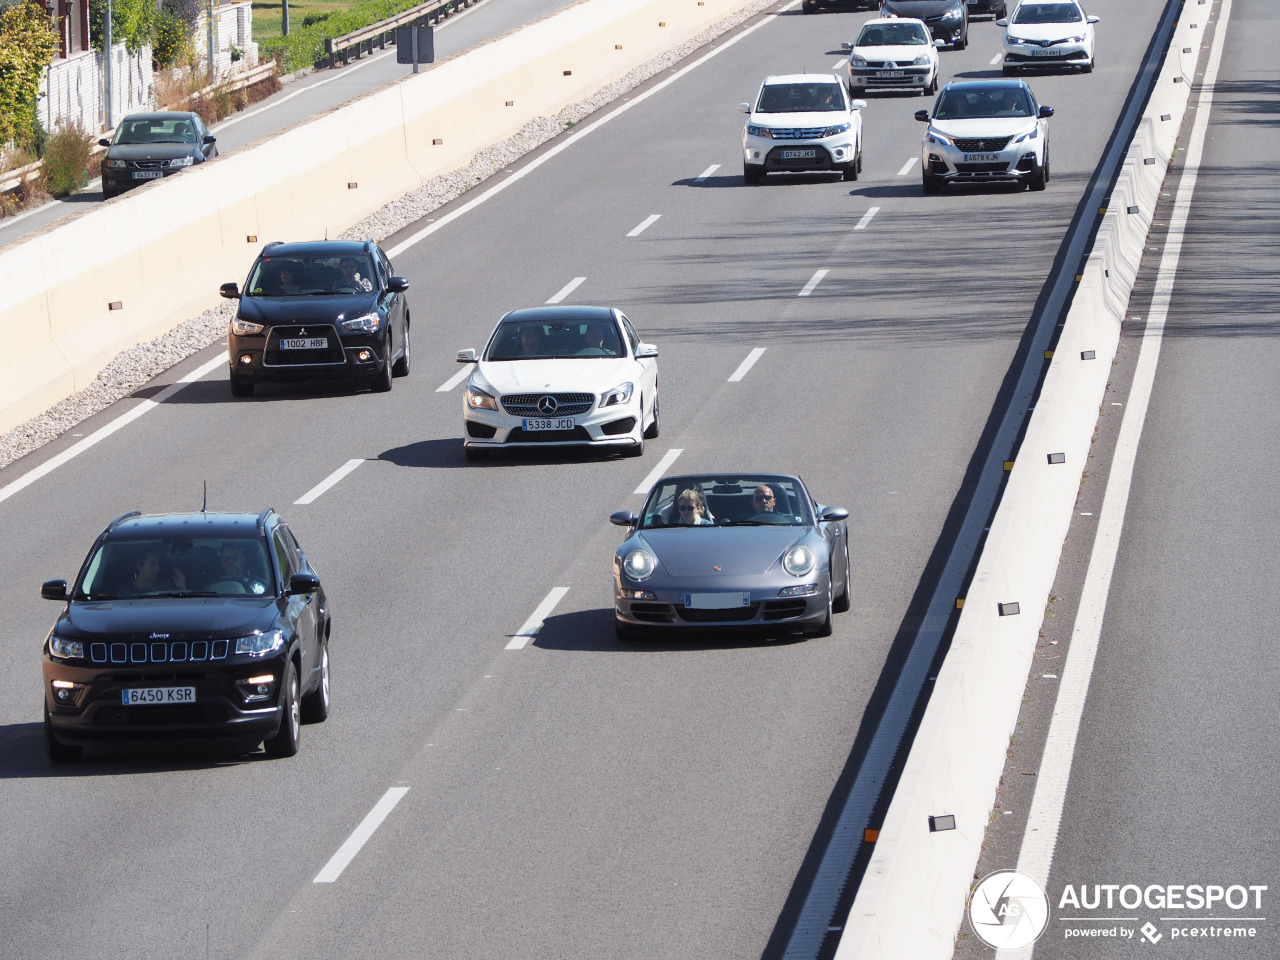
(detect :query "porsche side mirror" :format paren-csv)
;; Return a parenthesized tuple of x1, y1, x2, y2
(820, 507, 849, 522)
(610, 511, 639, 527)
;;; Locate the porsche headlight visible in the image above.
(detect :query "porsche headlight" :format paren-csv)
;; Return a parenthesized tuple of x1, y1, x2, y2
(622, 549, 656, 581)
(822, 122, 852, 137)
(234, 630, 284, 657)
(340, 312, 381, 333)
(466, 385, 498, 410)
(783, 545, 816, 577)
(599, 382, 634, 408)
(48, 634, 85, 659)
(232, 319, 264, 336)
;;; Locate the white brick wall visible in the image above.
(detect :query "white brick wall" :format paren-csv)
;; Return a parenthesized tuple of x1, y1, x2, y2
(39, 44, 154, 135)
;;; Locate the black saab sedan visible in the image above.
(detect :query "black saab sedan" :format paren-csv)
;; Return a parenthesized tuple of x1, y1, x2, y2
(221, 240, 411, 396)
(40, 509, 331, 761)
(99, 111, 218, 200)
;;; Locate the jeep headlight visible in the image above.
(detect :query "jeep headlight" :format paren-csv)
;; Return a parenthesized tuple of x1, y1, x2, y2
(599, 382, 634, 408)
(622, 549, 656, 581)
(232, 319, 264, 336)
(235, 630, 284, 657)
(48, 634, 85, 659)
(782, 545, 816, 577)
(822, 122, 852, 137)
(340, 312, 381, 333)
(466, 385, 498, 410)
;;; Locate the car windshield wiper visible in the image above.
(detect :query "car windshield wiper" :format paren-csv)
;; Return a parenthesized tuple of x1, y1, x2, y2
(151, 139, 194, 144)
(77, 593, 117, 600)
(150, 591, 220, 598)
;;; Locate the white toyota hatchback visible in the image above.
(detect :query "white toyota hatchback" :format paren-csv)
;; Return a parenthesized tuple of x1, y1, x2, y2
(457, 306, 659, 460)
(741, 74, 866, 184)
(843, 18, 944, 96)
(998, 0, 1099, 75)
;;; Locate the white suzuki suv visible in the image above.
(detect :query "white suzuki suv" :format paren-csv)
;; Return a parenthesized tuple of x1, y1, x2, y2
(741, 74, 867, 184)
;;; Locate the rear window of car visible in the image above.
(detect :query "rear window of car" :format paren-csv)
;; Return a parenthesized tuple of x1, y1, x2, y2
(245, 254, 376, 297)
(857, 23, 928, 45)
(115, 118, 198, 144)
(756, 83, 846, 113)
(485, 319, 625, 360)
(1012, 2, 1082, 23)
(639, 477, 813, 528)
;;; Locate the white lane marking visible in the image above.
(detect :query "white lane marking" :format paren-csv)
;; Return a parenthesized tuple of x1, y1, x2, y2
(798, 269, 829, 297)
(1009, 1, 1231, 950)
(990, 52, 1003, 65)
(854, 206, 880, 230)
(386, 0, 802, 258)
(627, 214, 661, 237)
(831, 59, 846, 71)
(633, 448, 684, 496)
(0, 354, 225, 507)
(436, 365, 471, 392)
(897, 158, 916, 176)
(694, 163, 720, 182)
(313, 787, 410, 883)
(728, 347, 766, 383)
(505, 586, 569, 650)
(546, 277, 586, 304)
(294, 458, 364, 505)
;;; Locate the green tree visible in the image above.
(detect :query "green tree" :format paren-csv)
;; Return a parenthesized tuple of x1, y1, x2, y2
(89, 0, 157, 54)
(0, 0, 57, 147)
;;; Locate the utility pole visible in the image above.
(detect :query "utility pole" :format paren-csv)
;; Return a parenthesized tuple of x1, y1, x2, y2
(282, 0, 289, 36)
(207, 0, 216, 82)
(103, 0, 113, 129)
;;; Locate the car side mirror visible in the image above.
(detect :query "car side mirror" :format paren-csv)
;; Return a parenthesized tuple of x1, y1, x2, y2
(98, 138, 112, 147)
(1039, 105, 1054, 118)
(1086, 14, 1099, 22)
(220, 282, 240, 299)
(610, 511, 639, 527)
(739, 102, 751, 113)
(203, 134, 217, 144)
(41, 579, 69, 601)
(635, 343, 658, 359)
(851, 99, 867, 111)
(457, 348, 476, 363)
(841, 41, 853, 51)
(820, 507, 849, 522)
(388, 275, 410, 292)
(995, 17, 1007, 25)
(287, 573, 320, 596)
(914, 110, 931, 122)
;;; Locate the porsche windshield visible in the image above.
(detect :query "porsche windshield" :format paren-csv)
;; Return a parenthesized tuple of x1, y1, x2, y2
(76, 536, 276, 600)
(485, 319, 625, 361)
(639, 477, 813, 528)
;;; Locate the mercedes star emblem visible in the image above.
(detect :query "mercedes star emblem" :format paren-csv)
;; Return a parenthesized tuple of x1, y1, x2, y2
(537, 396, 559, 416)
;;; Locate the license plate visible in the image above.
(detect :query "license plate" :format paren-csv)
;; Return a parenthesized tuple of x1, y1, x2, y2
(132, 171, 162, 179)
(523, 417, 575, 431)
(875, 70, 905, 78)
(1032, 49, 1061, 57)
(780, 149, 817, 159)
(122, 686, 196, 705)
(685, 592, 752, 609)
(965, 153, 1002, 163)
(280, 337, 328, 350)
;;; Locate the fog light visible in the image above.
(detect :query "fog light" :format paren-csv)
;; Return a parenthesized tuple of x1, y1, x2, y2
(778, 583, 819, 598)
(834, 147, 844, 158)
(753, 151, 760, 159)
(51, 679, 83, 703)
(239, 353, 252, 365)
(621, 589, 656, 600)
(236, 674, 275, 702)
(357, 349, 372, 362)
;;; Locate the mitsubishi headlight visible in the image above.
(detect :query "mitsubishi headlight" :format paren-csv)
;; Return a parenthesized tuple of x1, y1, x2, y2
(232, 319, 264, 336)
(782, 544, 816, 577)
(466, 385, 498, 410)
(340, 312, 381, 333)
(851, 55, 868, 66)
(235, 630, 284, 657)
(1013, 127, 1040, 143)
(926, 129, 955, 147)
(48, 634, 85, 659)
(746, 124, 776, 139)
(599, 382, 634, 408)
(166, 156, 194, 168)
(622, 549, 656, 581)
(106, 159, 128, 168)
(822, 122, 852, 137)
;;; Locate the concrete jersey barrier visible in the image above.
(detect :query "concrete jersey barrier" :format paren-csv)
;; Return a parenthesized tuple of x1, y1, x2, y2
(0, 0, 757, 436)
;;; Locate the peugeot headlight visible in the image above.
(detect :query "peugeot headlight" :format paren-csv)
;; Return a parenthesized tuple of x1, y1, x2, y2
(232, 319, 264, 336)
(851, 55, 868, 66)
(746, 124, 776, 139)
(106, 159, 127, 168)
(782, 544, 816, 577)
(1013, 127, 1040, 143)
(599, 382, 634, 408)
(234, 630, 284, 657)
(926, 129, 955, 147)
(912, 55, 930, 65)
(48, 634, 85, 660)
(166, 156, 194, 168)
(466, 385, 498, 410)
(822, 122, 852, 137)
(622, 549, 656, 581)
(941, 6, 962, 19)
(340, 312, 381, 333)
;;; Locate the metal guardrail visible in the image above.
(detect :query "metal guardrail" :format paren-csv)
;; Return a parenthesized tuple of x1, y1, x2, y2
(323, 0, 481, 68)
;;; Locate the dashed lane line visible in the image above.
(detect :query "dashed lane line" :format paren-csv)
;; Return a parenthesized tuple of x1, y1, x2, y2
(627, 215, 661, 237)
(294, 459, 364, 505)
(798, 269, 829, 297)
(728, 348, 766, 383)
(436, 365, 471, 393)
(694, 164, 720, 182)
(634, 448, 684, 496)
(854, 206, 880, 230)
(505, 587, 570, 650)
(313, 787, 411, 883)
(897, 158, 916, 176)
(546, 277, 586, 304)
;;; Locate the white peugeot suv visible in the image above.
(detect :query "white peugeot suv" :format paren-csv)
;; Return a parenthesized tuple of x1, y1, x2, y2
(741, 74, 867, 184)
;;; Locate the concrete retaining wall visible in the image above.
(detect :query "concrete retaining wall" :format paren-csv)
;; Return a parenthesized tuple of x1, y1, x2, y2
(834, 14, 1204, 960)
(2, 0, 753, 435)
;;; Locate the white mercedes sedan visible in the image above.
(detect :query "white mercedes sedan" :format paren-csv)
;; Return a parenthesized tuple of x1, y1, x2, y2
(457, 306, 659, 460)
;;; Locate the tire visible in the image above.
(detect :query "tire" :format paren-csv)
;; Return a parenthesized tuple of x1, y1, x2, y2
(1082, 57, 1094, 74)
(743, 164, 764, 185)
(922, 171, 943, 194)
(929, 71, 939, 94)
(856, 148, 863, 175)
(1029, 155, 1048, 191)
(842, 160, 858, 182)
(809, 591, 834, 638)
(464, 445, 490, 461)
(643, 392, 660, 439)
(371, 338, 394, 393)
(44, 702, 81, 763)
(832, 540, 852, 614)
(300, 640, 330, 724)
(230, 373, 254, 397)
(264, 660, 301, 758)
(391, 318, 410, 377)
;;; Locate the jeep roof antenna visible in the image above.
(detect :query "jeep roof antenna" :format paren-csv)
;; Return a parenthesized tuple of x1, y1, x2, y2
(202, 480, 207, 513)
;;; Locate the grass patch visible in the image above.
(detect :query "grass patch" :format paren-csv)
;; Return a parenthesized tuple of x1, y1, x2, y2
(256, 0, 450, 73)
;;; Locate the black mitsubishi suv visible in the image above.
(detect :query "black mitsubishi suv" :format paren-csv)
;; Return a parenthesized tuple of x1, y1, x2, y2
(41, 509, 331, 762)
(221, 239, 411, 396)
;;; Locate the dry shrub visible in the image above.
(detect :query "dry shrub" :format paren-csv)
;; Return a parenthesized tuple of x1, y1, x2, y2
(245, 71, 281, 105)
(40, 122, 94, 197)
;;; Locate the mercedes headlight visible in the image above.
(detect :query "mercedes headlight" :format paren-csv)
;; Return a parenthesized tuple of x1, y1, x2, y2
(235, 630, 284, 657)
(340, 312, 381, 333)
(783, 545, 816, 577)
(599, 382, 634, 408)
(622, 549, 656, 581)
(822, 122, 852, 137)
(746, 124, 776, 139)
(232, 319, 264, 336)
(48, 634, 85, 659)
(466, 385, 498, 410)
(166, 156, 194, 168)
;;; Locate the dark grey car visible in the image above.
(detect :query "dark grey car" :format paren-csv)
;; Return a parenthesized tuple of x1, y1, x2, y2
(610, 473, 851, 640)
(99, 111, 218, 200)
(881, 0, 970, 47)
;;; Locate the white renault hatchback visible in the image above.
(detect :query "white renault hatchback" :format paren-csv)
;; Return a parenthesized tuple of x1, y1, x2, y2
(741, 74, 866, 184)
(998, 0, 1099, 75)
(843, 18, 944, 96)
(457, 306, 659, 460)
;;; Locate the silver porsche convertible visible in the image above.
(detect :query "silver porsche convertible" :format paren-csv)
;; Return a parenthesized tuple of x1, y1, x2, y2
(610, 473, 851, 640)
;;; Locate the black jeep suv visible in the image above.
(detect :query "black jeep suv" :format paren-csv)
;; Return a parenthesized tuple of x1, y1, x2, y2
(222, 240, 411, 396)
(41, 509, 331, 761)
